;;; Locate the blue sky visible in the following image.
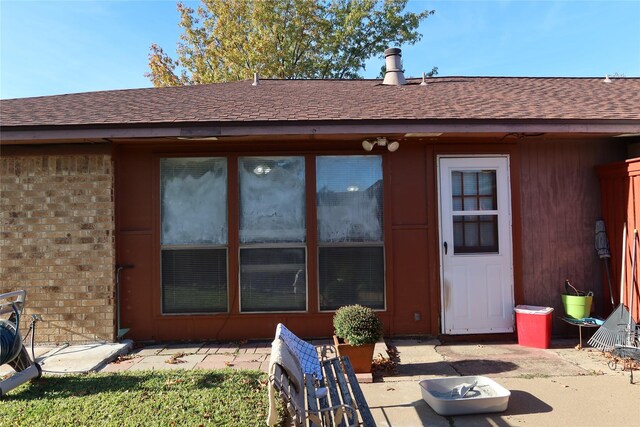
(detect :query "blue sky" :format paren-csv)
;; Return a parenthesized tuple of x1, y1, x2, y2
(1, 0, 639, 99)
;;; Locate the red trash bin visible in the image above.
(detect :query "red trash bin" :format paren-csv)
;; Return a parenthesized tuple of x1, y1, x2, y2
(514, 305, 554, 349)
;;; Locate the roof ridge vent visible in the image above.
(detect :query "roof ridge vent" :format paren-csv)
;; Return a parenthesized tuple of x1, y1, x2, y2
(382, 48, 407, 86)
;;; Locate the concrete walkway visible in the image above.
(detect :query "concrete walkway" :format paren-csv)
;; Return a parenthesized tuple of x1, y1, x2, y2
(364, 339, 640, 426)
(2, 338, 639, 426)
(100, 340, 276, 373)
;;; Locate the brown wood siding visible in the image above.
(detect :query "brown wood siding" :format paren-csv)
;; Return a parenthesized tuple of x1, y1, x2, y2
(114, 137, 626, 342)
(598, 158, 640, 323)
(388, 144, 431, 334)
(519, 139, 626, 334)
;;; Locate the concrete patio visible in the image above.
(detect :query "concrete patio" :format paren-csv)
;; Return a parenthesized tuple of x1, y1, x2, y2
(2, 337, 638, 426)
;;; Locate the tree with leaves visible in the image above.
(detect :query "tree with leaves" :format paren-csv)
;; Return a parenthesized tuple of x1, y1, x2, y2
(147, 0, 434, 86)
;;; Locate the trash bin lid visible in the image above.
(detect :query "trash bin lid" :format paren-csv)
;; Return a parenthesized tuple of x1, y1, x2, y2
(514, 305, 554, 314)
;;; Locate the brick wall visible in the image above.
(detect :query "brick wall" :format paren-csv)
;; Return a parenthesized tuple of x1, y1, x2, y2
(0, 153, 115, 344)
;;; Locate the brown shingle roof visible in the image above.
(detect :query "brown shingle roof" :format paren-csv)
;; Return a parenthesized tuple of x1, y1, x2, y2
(2, 77, 639, 128)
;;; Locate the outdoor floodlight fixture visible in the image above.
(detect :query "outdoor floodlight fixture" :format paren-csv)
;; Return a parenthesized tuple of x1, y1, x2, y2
(362, 137, 400, 152)
(362, 140, 375, 151)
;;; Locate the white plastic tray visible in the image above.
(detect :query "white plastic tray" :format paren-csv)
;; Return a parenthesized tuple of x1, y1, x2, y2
(419, 375, 510, 416)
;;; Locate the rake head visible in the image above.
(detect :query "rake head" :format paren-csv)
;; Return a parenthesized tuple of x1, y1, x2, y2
(588, 304, 637, 351)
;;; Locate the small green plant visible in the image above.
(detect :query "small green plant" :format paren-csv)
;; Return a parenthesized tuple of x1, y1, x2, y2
(333, 304, 383, 346)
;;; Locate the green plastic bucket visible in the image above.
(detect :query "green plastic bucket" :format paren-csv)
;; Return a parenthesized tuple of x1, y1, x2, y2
(561, 294, 592, 319)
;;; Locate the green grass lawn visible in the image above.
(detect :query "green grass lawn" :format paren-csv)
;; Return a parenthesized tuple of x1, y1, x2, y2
(1, 369, 271, 427)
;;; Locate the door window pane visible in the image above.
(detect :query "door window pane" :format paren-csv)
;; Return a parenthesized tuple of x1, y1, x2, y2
(478, 172, 495, 195)
(463, 197, 478, 211)
(453, 215, 499, 254)
(240, 248, 306, 312)
(452, 171, 462, 197)
(451, 170, 497, 212)
(239, 157, 305, 243)
(462, 171, 478, 195)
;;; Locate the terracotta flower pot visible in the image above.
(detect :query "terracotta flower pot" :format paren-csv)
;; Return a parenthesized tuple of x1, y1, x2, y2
(333, 335, 375, 373)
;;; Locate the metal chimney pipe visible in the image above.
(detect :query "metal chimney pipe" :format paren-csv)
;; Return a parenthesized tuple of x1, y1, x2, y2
(382, 48, 407, 86)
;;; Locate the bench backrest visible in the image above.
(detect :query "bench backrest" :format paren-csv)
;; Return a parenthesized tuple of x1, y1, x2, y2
(275, 323, 323, 380)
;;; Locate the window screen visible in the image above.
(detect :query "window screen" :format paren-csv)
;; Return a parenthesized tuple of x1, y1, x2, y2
(240, 248, 306, 312)
(319, 246, 384, 310)
(162, 249, 228, 313)
(317, 156, 385, 311)
(160, 157, 228, 314)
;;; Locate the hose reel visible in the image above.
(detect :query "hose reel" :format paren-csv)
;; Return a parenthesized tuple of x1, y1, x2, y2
(1, 290, 42, 397)
(0, 303, 23, 366)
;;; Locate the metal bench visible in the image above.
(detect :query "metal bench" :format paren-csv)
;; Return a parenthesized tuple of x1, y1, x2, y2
(268, 324, 376, 427)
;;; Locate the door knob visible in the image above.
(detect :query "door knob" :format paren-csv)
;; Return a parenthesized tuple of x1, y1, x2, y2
(443, 241, 448, 255)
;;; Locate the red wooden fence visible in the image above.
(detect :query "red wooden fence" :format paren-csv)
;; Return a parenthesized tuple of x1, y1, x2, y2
(598, 158, 640, 323)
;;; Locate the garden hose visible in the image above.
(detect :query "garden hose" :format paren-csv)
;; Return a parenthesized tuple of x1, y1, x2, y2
(0, 304, 23, 366)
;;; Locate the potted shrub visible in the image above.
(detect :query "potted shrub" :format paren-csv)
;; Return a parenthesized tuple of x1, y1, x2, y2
(332, 304, 383, 373)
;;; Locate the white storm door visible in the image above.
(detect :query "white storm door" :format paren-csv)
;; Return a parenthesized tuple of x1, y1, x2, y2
(439, 156, 514, 334)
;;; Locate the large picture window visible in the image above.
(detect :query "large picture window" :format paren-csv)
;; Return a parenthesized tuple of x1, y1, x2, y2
(160, 157, 228, 314)
(239, 156, 306, 312)
(317, 156, 385, 310)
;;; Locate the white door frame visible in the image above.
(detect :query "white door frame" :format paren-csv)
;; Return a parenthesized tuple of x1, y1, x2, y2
(437, 155, 515, 334)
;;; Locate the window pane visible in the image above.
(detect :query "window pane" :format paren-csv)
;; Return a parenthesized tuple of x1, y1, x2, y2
(479, 196, 494, 210)
(453, 215, 499, 254)
(317, 156, 383, 242)
(162, 249, 227, 313)
(240, 248, 306, 312)
(450, 170, 497, 211)
(161, 158, 227, 245)
(319, 246, 385, 311)
(463, 197, 478, 211)
(451, 171, 462, 196)
(452, 196, 463, 211)
(454, 221, 463, 246)
(464, 222, 479, 246)
(480, 220, 497, 247)
(239, 157, 305, 243)
(462, 172, 477, 195)
(478, 172, 493, 194)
